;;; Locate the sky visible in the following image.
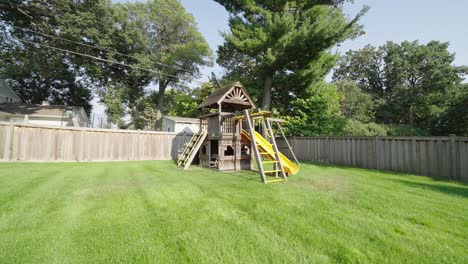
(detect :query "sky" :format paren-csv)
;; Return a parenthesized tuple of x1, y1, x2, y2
(96, 0, 468, 118)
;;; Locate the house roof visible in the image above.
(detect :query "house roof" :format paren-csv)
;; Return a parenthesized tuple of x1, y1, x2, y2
(0, 79, 21, 101)
(163, 116, 199, 123)
(197, 81, 256, 110)
(0, 102, 83, 117)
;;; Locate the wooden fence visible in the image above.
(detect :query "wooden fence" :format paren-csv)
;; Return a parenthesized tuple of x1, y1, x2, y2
(0, 122, 192, 162)
(277, 136, 468, 182)
(1, 122, 467, 181)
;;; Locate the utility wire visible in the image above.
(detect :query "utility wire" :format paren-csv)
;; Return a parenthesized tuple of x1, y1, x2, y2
(1, 0, 211, 84)
(16, 37, 206, 84)
(9, 26, 196, 75)
(0, 1, 198, 74)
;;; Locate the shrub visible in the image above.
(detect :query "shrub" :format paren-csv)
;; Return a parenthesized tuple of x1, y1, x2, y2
(339, 119, 387, 136)
(385, 124, 430, 136)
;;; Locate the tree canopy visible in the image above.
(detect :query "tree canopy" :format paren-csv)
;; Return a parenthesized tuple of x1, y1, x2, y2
(333, 41, 468, 135)
(118, 0, 212, 130)
(0, 0, 212, 128)
(0, 0, 113, 114)
(215, 0, 368, 110)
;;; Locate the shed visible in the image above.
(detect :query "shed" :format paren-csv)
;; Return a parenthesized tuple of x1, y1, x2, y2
(163, 116, 200, 134)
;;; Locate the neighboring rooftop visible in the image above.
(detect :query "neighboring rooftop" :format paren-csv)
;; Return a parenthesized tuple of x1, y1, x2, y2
(0, 79, 21, 102)
(163, 116, 199, 123)
(0, 102, 83, 117)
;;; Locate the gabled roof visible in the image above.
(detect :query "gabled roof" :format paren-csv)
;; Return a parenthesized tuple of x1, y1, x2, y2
(0, 102, 83, 117)
(163, 116, 199, 123)
(198, 81, 256, 110)
(0, 79, 21, 101)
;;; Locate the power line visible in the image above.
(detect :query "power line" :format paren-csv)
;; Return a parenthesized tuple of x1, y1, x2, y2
(9, 25, 196, 74)
(0, 0, 51, 17)
(0, 1, 199, 74)
(15, 37, 206, 84)
(1, 0, 211, 85)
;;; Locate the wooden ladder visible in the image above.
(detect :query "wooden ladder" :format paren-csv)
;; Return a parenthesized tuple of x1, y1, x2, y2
(243, 110, 287, 183)
(177, 131, 207, 170)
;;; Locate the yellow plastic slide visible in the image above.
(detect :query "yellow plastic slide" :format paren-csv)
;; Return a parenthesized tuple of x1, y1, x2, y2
(242, 130, 300, 175)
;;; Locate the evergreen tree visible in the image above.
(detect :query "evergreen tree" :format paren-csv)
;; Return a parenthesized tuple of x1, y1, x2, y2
(215, 0, 368, 110)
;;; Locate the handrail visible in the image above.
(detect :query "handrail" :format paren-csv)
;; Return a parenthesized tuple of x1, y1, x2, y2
(178, 133, 198, 164)
(183, 131, 205, 166)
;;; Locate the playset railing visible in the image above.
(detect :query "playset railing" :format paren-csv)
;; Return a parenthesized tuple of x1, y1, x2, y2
(220, 116, 235, 134)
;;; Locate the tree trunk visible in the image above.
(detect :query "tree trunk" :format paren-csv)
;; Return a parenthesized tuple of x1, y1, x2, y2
(409, 105, 414, 126)
(155, 80, 167, 131)
(261, 74, 273, 111)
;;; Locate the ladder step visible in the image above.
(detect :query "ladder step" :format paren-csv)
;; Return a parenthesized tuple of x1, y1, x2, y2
(259, 152, 275, 155)
(266, 179, 285, 183)
(264, 170, 281, 173)
(262, 160, 278, 164)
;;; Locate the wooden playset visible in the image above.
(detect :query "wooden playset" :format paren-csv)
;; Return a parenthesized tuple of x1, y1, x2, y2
(177, 82, 299, 183)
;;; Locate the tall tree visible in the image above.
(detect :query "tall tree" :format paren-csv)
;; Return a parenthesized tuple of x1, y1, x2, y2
(333, 41, 468, 134)
(335, 80, 379, 123)
(121, 0, 212, 130)
(215, 0, 367, 110)
(0, 0, 116, 114)
(1, 48, 93, 112)
(282, 81, 344, 136)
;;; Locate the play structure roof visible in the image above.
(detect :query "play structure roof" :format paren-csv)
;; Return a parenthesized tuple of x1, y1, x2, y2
(198, 81, 256, 111)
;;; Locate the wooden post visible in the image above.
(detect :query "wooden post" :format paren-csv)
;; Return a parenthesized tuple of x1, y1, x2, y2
(275, 121, 299, 165)
(244, 110, 266, 183)
(137, 130, 141, 160)
(411, 137, 418, 175)
(374, 136, 378, 169)
(449, 134, 458, 181)
(7, 121, 14, 161)
(266, 119, 287, 180)
(80, 129, 85, 161)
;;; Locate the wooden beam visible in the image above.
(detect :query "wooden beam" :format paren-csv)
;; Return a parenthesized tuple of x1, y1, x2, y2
(266, 119, 287, 180)
(267, 117, 284, 123)
(276, 122, 299, 166)
(244, 109, 266, 183)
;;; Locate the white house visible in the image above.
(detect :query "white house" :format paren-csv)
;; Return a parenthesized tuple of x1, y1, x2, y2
(162, 116, 200, 134)
(0, 79, 22, 103)
(0, 102, 91, 127)
(0, 79, 90, 127)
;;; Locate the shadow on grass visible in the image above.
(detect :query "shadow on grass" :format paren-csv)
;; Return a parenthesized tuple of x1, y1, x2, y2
(178, 163, 262, 183)
(299, 161, 468, 184)
(298, 161, 468, 198)
(217, 169, 263, 183)
(388, 178, 468, 199)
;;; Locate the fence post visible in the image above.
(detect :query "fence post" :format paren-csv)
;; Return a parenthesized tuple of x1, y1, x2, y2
(374, 136, 378, 169)
(293, 136, 297, 159)
(80, 129, 85, 161)
(449, 134, 458, 181)
(411, 137, 417, 174)
(137, 130, 141, 160)
(327, 136, 330, 164)
(7, 121, 14, 161)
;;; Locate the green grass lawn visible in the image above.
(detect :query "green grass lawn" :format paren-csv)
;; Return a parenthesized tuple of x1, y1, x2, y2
(0, 161, 467, 263)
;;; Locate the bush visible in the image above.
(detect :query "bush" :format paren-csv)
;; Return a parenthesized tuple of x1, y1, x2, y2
(282, 82, 345, 136)
(336, 119, 430, 137)
(339, 119, 387, 136)
(385, 124, 430, 136)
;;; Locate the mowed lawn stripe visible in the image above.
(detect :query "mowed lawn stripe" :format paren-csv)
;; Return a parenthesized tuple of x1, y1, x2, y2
(0, 161, 467, 263)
